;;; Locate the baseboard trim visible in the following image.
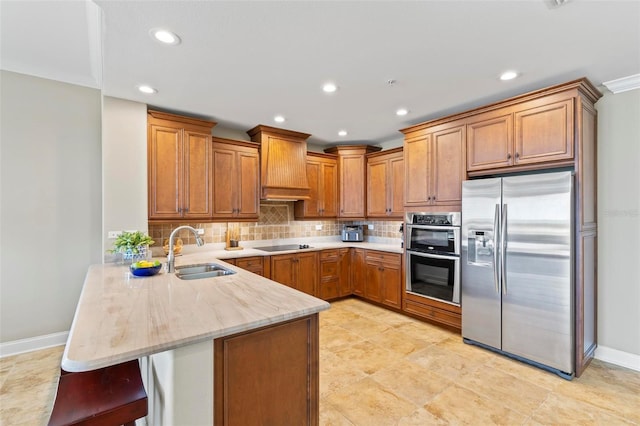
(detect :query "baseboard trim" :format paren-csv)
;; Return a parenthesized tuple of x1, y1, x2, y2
(595, 345, 640, 372)
(0, 332, 68, 358)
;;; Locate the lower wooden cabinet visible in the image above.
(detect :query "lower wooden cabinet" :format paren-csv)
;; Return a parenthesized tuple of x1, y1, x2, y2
(270, 252, 318, 297)
(319, 249, 351, 300)
(214, 314, 319, 425)
(363, 250, 402, 309)
(350, 248, 366, 297)
(226, 256, 264, 276)
(403, 293, 461, 330)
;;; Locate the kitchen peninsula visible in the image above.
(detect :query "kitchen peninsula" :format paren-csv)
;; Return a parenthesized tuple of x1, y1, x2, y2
(61, 253, 330, 424)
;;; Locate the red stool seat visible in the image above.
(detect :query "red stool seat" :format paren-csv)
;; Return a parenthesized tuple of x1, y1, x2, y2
(48, 360, 148, 426)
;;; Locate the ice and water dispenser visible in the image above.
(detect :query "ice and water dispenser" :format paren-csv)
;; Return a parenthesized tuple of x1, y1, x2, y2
(467, 230, 494, 266)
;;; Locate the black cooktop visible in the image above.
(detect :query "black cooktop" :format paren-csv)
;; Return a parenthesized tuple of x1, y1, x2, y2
(254, 244, 312, 252)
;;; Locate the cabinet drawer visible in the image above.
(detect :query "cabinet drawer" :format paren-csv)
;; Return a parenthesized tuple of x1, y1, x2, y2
(320, 249, 339, 261)
(235, 257, 264, 275)
(320, 261, 338, 278)
(365, 250, 401, 265)
(403, 299, 461, 330)
(319, 279, 340, 300)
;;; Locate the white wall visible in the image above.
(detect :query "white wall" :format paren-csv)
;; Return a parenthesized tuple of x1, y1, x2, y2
(102, 97, 148, 256)
(0, 71, 102, 343)
(596, 88, 640, 357)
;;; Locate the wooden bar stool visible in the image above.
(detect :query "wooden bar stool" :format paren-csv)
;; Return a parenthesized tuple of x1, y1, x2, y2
(48, 360, 148, 426)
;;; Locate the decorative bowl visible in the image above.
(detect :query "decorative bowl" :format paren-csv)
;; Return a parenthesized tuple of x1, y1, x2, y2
(130, 261, 162, 277)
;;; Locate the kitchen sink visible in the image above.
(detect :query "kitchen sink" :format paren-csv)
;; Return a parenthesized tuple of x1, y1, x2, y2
(175, 263, 236, 280)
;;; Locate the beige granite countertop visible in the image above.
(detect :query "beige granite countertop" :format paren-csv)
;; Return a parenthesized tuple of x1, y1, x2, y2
(61, 256, 331, 372)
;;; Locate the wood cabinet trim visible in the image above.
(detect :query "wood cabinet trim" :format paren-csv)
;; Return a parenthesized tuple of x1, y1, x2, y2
(211, 136, 260, 150)
(148, 109, 216, 131)
(247, 124, 311, 140)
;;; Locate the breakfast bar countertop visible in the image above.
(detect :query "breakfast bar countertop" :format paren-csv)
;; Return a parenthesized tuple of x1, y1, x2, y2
(61, 255, 330, 373)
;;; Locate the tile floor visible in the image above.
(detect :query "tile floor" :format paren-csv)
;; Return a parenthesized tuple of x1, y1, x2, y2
(1, 298, 639, 425)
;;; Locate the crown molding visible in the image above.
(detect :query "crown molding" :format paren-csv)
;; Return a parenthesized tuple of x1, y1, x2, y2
(602, 74, 640, 94)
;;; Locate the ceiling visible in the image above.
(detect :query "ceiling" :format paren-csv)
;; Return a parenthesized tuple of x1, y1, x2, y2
(2, 0, 639, 146)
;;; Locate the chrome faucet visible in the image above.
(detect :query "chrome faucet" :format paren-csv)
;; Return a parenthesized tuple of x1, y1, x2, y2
(167, 225, 205, 272)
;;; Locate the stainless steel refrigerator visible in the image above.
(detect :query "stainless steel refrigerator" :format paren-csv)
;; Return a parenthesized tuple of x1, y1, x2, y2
(461, 171, 574, 379)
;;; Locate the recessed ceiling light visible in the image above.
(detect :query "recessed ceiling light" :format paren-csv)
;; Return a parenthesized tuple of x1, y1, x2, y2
(500, 71, 519, 81)
(322, 82, 337, 93)
(396, 108, 409, 116)
(274, 115, 285, 123)
(338, 130, 348, 137)
(137, 85, 157, 94)
(150, 28, 181, 45)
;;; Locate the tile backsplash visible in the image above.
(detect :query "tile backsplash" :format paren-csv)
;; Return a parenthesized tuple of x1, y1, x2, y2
(148, 201, 403, 247)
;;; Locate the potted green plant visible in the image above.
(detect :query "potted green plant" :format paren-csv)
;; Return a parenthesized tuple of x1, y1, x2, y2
(109, 231, 155, 263)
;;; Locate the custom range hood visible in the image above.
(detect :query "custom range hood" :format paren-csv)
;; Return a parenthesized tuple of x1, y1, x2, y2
(247, 125, 311, 200)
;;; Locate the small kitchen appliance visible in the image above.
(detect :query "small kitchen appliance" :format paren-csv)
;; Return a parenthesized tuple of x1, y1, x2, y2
(341, 225, 364, 242)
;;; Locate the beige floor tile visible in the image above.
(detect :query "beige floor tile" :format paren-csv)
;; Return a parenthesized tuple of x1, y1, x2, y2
(394, 321, 454, 345)
(319, 401, 356, 426)
(456, 364, 551, 415)
(407, 344, 484, 381)
(531, 392, 635, 425)
(424, 384, 528, 425)
(370, 358, 454, 406)
(320, 350, 368, 397)
(338, 316, 393, 340)
(435, 335, 495, 363)
(332, 340, 400, 375)
(365, 327, 433, 357)
(397, 407, 449, 425)
(319, 306, 363, 327)
(485, 351, 566, 391)
(320, 324, 366, 352)
(325, 377, 417, 425)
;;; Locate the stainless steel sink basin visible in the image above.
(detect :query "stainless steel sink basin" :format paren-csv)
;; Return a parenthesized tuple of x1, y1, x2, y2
(175, 263, 236, 280)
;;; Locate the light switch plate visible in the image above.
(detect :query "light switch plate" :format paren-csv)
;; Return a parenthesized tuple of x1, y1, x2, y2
(107, 231, 122, 239)
(196, 228, 205, 235)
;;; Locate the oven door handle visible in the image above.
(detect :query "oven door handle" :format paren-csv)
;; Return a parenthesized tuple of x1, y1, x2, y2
(406, 250, 459, 261)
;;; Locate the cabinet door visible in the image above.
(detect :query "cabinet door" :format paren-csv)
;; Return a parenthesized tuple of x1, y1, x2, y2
(431, 125, 465, 206)
(212, 146, 236, 217)
(183, 131, 212, 219)
(339, 154, 366, 218)
(270, 255, 296, 289)
(296, 252, 318, 297)
(389, 156, 404, 217)
(338, 249, 352, 297)
(365, 262, 382, 302)
(351, 249, 366, 296)
(404, 134, 431, 206)
(321, 161, 338, 217)
(149, 125, 182, 219)
(467, 112, 514, 171)
(515, 98, 574, 165)
(367, 159, 388, 217)
(236, 148, 260, 218)
(304, 160, 322, 216)
(380, 261, 402, 309)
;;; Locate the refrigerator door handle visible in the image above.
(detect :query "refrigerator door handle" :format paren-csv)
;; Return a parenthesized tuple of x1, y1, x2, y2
(501, 203, 508, 295)
(493, 203, 500, 294)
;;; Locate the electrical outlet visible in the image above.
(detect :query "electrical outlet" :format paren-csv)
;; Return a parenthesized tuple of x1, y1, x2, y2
(107, 231, 122, 239)
(196, 228, 205, 235)
(368, 224, 374, 230)
(315, 224, 322, 230)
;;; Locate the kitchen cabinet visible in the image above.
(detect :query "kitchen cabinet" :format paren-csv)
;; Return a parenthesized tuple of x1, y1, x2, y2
(403, 296, 461, 330)
(226, 256, 264, 276)
(366, 147, 404, 218)
(211, 137, 260, 220)
(402, 123, 465, 209)
(324, 145, 381, 219)
(350, 248, 366, 297)
(318, 248, 351, 300)
(294, 152, 338, 219)
(363, 250, 402, 309)
(214, 315, 319, 425)
(466, 96, 574, 172)
(147, 110, 216, 221)
(270, 251, 318, 297)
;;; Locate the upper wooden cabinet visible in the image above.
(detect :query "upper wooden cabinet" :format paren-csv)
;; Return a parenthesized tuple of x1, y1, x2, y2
(247, 125, 311, 200)
(294, 152, 338, 219)
(324, 145, 381, 219)
(211, 137, 260, 220)
(366, 148, 404, 219)
(403, 123, 465, 209)
(467, 95, 574, 172)
(148, 110, 216, 221)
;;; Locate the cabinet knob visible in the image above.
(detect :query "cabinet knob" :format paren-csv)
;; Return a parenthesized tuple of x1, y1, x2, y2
(184, 207, 189, 212)
(432, 196, 436, 201)
(515, 152, 520, 159)
(427, 196, 431, 201)
(507, 153, 512, 160)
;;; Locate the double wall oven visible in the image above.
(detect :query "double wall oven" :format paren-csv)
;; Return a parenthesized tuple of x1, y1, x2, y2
(405, 212, 461, 306)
